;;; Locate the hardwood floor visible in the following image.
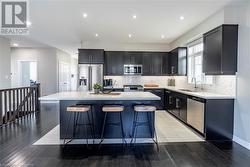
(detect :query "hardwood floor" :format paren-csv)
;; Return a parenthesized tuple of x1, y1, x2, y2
(1, 103, 250, 167)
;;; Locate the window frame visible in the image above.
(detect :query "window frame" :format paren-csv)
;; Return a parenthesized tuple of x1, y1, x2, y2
(187, 38, 213, 85)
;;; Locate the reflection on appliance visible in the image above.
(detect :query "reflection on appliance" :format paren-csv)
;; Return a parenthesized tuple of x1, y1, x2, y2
(124, 64, 142, 75)
(123, 85, 144, 92)
(78, 64, 103, 91)
(103, 79, 113, 87)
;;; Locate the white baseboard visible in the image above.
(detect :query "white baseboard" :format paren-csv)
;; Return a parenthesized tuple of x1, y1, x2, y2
(40, 100, 59, 104)
(233, 135, 250, 150)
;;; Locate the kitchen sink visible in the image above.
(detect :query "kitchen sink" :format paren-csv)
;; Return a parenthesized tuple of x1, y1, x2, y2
(178, 89, 200, 92)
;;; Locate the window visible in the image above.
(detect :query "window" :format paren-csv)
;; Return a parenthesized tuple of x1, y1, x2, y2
(187, 39, 213, 85)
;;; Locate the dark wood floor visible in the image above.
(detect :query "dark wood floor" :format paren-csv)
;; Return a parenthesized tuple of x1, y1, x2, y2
(1, 103, 250, 167)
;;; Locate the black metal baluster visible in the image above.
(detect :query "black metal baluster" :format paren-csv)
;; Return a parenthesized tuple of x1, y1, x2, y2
(4, 91, 7, 124)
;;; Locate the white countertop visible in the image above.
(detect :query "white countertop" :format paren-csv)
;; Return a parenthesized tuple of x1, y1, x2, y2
(104, 86, 235, 99)
(39, 91, 161, 101)
(145, 86, 235, 99)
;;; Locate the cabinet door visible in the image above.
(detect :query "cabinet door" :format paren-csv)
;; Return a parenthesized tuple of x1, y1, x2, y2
(124, 52, 142, 64)
(179, 97, 187, 122)
(203, 28, 222, 74)
(130, 52, 142, 64)
(78, 49, 104, 64)
(91, 49, 104, 63)
(165, 90, 175, 111)
(142, 53, 152, 75)
(123, 52, 131, 64)
(162, 53, 170, 75)
(151, 53, 162, 75)
(178, 48, 187, 76)
(169, 50, 178, 75)
(78, 49, 91, 64)
(105, 51, 124, 75)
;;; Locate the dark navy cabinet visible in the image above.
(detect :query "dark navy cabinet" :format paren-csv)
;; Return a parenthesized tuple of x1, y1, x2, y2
(203, 25, 238, 75)
(169, 47, 187, 75)
(123, 52, 142, 64)
(78, 49, 104, 64)
(104, 51, 124, 75)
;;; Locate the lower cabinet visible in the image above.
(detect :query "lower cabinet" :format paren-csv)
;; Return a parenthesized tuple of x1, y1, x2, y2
(165, 90, 187, 123)
(144, 88, 165, 109)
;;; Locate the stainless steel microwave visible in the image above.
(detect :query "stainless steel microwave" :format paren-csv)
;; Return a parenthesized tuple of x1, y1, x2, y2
(124, 64, 143, 75)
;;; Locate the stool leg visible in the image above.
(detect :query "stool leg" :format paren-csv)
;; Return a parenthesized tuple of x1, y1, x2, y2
(152, 112, 159, 151)
(73, 112, 77, 138)
(131, 111, 136, 138)
(131, 112, 139, 145)
(63, 112, 72, 144)
(147, 112, 153, 138)
(99, 112, 108, 145)
(90, 106, 96, 142)
(87, 110, 94, 145)
(119, 112, 126, 145)
(148, 112, 159, 151)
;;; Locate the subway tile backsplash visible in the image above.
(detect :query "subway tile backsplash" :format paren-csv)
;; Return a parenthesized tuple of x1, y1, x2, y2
(104, 75, 236, 96)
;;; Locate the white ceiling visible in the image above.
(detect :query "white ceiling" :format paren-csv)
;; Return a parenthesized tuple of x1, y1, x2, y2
(5, 0, 239, 55)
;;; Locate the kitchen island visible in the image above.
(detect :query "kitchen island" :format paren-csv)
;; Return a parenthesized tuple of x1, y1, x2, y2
(39, 91, 161, 139)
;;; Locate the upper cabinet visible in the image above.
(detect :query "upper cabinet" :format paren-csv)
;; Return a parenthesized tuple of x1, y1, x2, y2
(123, 52, 142, 64)
(104, 51, 124, 75)
(78, 49, 104, 64)
(169, 47, 187, 75)
(142, 52, 167, 76)
(203, 25, 238, 75)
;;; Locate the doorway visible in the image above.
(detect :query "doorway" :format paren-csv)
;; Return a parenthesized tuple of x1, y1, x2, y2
(58, 61, 71, 92)
(18, 61, 38, 87)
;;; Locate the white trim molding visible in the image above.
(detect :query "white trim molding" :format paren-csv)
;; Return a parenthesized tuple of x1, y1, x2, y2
(233, 135, 250, 150)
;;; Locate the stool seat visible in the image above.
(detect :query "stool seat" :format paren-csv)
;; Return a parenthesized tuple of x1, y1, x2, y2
(134, 105, 156, 112)
(67, 105, 91, 112)
(102, 105, 124, 112)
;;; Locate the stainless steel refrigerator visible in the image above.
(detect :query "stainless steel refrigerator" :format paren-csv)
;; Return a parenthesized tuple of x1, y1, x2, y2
(78, 64, 103, 91)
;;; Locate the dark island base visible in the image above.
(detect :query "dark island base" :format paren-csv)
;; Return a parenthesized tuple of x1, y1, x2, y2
(60, 100, 160, 139)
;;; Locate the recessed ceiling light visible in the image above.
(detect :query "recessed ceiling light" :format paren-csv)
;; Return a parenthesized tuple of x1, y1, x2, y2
(132, 14, 137, 19)
(13, 43, 19, 47)
(26, 21, 32, 27)
(83, 13, 88, 18)
(180, 16, 184, 20)
(128, 34, 132, 38)
(95, 33, 99, 37)
(161, 34, 165, 39)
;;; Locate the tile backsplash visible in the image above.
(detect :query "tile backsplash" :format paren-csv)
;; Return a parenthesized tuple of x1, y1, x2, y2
(104, 75, 236, 96)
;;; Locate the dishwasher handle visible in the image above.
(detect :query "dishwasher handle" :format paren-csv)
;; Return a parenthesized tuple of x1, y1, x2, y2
(189, 96, 205, 103)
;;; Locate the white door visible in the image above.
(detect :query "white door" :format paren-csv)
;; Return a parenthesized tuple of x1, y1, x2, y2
(59, 62, 71, 92)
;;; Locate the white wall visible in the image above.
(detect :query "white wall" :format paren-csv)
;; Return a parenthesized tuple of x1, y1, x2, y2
(170, 10, 224, 49)
(11, 48, 58, 96)
(169, 1, 250, 149)
(222, 3, 250, 148)
(0, 37, 11, 89)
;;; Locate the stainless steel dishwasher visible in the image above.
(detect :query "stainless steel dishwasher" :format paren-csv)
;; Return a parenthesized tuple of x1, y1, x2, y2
(187, 97, 205, 134)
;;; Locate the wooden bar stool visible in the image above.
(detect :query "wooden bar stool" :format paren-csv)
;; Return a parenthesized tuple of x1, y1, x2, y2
(99, 105, 126, 147)
(131, 105, 159, 150)
(64, 105, 95, 146)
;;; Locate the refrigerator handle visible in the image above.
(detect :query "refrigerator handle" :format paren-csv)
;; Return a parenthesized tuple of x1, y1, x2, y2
(89, 66, 92, 91)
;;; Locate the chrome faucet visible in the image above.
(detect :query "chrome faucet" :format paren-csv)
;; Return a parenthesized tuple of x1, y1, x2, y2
(191, 77, 198, 89)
